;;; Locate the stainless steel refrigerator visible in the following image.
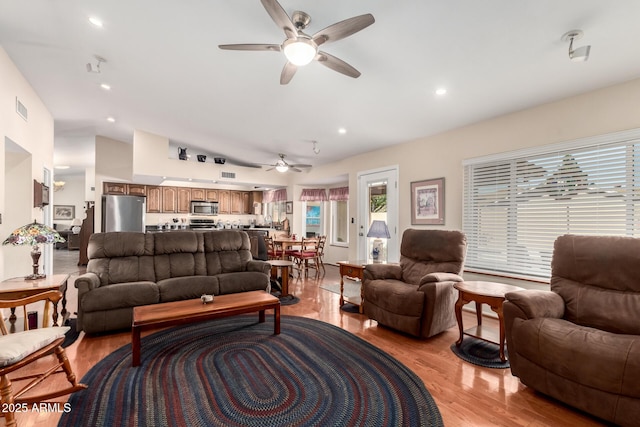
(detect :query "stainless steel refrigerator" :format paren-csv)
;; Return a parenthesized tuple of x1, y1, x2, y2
(102, 194, 146, 232)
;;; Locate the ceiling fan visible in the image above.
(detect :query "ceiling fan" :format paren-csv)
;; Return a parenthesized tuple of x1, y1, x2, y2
(265, 153, 311, 173)
(219, 0, 375, 84)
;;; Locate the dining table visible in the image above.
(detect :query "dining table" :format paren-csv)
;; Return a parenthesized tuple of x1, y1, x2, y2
(273, 237, 302, 260)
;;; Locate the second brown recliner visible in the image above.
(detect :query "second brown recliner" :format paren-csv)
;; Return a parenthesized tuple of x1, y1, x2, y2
(363, 229, 467, 338)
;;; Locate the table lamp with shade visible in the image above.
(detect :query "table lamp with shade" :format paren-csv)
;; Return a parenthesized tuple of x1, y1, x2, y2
(2, 220, 65, 280)
(366, 220, 390, 263)
(70, 218, 83, 234)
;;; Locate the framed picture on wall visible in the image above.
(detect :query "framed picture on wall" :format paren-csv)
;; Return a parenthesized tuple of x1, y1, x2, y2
(53, 205, 75, 220)
(411, 178, 445, 225)
(286, 201, 293, 214)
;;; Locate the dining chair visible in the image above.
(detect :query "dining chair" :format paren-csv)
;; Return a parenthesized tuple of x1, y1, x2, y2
(0, 290, 87, 427)
(290, 237, 320, 279)
(312, 235, 327, 276)
(265, 236, 283, 260)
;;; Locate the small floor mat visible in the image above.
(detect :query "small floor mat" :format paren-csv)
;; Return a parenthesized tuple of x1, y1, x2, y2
(450, 337, 510, 369)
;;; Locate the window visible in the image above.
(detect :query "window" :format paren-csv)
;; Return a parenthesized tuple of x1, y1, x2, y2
(329, 186, 349, 246)
(331, 200, 349, 246)
(264, 201, 285, 224)
(303, 201, 323, 237)
(463, 130, 640, 279)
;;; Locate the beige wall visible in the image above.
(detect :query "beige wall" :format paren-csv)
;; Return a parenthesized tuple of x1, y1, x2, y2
(0, 47, 54, 279)
(304, 77, 640, 273)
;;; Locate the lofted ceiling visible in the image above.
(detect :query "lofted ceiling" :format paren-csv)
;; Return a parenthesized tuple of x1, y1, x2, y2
(1, 1, 640, 178)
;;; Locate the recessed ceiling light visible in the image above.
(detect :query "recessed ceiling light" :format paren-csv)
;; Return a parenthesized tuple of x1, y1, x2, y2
(55, 165, 70, 170)
(88, 16, 103, 28)
(106, 116, 115, 123)
(435, 87, 447, 96)
(100, 83, 111, 90)
(338, 128, 347, 134)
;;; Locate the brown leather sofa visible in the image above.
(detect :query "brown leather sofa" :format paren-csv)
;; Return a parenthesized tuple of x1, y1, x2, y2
(75, 230, 271, 334)
(362, 229, 467, 338)
(504, 234, 640, 426)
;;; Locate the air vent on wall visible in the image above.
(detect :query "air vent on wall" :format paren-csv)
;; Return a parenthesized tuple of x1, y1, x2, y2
(220, 171, 236, 179)
(16, 97, 27, 121)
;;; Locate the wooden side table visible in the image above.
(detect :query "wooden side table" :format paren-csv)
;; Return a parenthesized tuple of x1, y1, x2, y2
(268, 260, 294, 297)
(0, 274, 69, 331)
(454, 281, 525, 362)
(337, 260, 368, 314)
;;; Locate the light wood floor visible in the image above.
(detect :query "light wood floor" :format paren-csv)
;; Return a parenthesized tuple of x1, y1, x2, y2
(12, 249, 606, 426)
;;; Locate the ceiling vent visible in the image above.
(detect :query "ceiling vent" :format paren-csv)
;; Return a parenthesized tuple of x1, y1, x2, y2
(220, 171, 236, 179)
(15, 97, 27, 121)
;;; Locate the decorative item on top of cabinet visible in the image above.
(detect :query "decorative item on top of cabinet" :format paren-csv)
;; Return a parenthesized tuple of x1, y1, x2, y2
(218, 190, 230, 214)
(146, 186, 162, 213)
(162, 187, 177, 212)
(177, 188, 190, 213)
(191, 188, 206, 201)
(206, 189, 218, 202)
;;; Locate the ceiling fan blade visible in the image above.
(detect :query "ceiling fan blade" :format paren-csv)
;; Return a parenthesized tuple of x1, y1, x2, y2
(290, 163, 312, 168)
(280, 62, 297, 85)
(265, 166, 276, 171)
(312, 13, 375, 47)
(290, 167, 303, 173)
(260, 0, 298, 39)
(316, 51, 361, 78)
(218, 44, 281, 52)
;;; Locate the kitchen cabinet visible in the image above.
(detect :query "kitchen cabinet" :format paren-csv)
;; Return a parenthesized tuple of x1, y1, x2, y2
(218, 190, 230, 214)
(206, 189, 218, 202)
(250, 191, 262, 215)
(103, 182, 127, 195)
(177, 188, 191, 213)
(162, 187, 177, 212)
(127, 184, 147, 196)
(231, 191, 244, 214)
(242, 191, 251, 214)
(191, 188, 205, 201)
(146, 186, 162, 213)
(104, 182, 146, 196)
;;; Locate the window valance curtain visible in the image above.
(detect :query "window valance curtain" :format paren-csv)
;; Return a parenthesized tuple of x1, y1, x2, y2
(262, 188, 287, 203)
(329, 187, 349, 201)
(300, 188, 328, 201)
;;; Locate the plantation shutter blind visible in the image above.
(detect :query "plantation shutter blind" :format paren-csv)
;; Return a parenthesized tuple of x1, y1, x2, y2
(463, 132, 640, 279)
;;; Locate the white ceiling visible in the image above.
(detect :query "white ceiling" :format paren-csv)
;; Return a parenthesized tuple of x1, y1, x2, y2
(1, 1, 640, 178)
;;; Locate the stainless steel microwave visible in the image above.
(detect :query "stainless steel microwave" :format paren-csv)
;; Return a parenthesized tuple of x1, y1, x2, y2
(190, 201, 218, 216)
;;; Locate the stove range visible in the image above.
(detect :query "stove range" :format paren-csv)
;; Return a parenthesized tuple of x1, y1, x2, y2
(189, 218, 217, 230)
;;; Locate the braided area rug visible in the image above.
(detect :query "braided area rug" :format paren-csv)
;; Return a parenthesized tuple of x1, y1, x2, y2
(59, 315, 443, 427)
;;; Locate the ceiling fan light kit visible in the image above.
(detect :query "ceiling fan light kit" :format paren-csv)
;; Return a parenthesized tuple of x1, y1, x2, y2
(283, 37, 317, 66)
(219, 0, 374, 84)
(562, 29, 591, 62)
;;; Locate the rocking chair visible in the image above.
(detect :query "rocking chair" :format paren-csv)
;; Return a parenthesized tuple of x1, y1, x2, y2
(0, 290, 87, 426)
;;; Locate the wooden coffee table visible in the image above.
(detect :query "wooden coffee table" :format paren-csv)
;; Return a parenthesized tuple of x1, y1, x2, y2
(454, 281, 525, 362)
(131, 290, 280, 367)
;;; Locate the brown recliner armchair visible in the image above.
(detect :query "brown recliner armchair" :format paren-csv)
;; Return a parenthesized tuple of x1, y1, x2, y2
(504, 234, 640, 427)
(363, 229, 467, 338)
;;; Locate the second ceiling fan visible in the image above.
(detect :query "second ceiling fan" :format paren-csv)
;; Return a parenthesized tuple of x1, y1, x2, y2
(266, 154, 311, 173)
(219, 0, 375, 84)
